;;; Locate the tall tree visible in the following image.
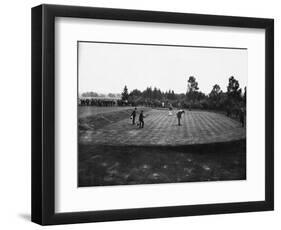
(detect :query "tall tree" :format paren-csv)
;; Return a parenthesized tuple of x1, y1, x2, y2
(129, 89, 142, 97)
(121, 85, 129, 102)
(186, 76, 199, 106)
(227, 76, 242, 100)
(152, 87, 162, 100)
(209, 84, 222, 97)
(225, 76, 242, 116)
(143, 87, 153, 99)
(128, 89, 142, 105)
(209, 84, 222, 109)
(187, 76, 199, 93)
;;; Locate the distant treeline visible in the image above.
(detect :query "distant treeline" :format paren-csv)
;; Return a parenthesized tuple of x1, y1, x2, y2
(121, 76, 246, 116)
(80, 76, 246, 117)
(81, 92, 121, 98)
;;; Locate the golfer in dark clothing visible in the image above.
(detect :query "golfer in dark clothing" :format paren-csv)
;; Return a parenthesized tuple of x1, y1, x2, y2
(139, 110, 144, 128)
(131, 108, 137, 125)
(176, 110, 185, 126)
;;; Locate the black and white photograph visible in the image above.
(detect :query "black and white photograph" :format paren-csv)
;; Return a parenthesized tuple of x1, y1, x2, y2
(30, 3, 274, 226)
(78, 41, 247, 187)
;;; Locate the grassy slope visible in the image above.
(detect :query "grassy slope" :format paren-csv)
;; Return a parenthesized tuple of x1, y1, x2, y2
(79, 107, 150, 131)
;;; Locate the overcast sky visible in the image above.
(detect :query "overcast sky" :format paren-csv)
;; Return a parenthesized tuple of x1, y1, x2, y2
(78, 42, 247, 95)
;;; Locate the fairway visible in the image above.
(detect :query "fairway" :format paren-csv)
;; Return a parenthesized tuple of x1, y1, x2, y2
(79, 108, 246, 146)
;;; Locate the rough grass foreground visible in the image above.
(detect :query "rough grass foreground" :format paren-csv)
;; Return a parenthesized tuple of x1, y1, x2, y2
(78, 139, 246, 187)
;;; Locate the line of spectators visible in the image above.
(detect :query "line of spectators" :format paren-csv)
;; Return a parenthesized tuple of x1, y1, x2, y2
(79, 98, 117, 107)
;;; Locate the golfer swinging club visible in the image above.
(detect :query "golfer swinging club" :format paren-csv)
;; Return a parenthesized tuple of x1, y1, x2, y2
(176, 109, 185, 126)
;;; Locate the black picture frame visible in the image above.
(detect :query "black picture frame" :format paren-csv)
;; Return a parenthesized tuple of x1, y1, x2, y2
(31, 4, 274, 225)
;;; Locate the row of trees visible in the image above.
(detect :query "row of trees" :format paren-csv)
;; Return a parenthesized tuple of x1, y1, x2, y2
(121, 76, 246, 116)
(81, 92, 121, 98)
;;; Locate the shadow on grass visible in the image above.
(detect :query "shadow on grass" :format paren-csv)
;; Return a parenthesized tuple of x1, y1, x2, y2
(78, 139, 246, 187)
